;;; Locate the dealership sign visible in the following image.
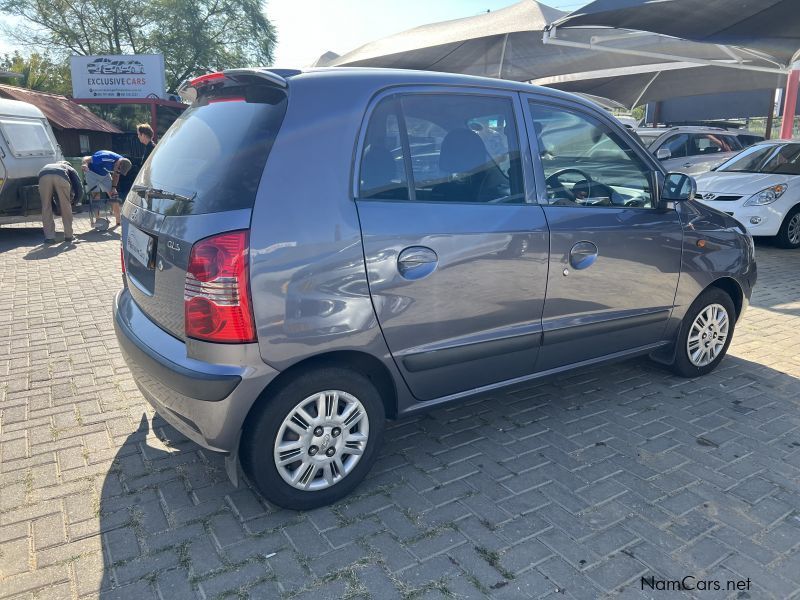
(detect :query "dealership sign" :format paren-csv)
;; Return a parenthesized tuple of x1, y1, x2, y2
(71, 54, 166, 99)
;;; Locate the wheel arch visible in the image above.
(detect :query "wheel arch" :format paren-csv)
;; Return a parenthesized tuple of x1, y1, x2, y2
(708, 276, 744, 320)
(243, 350, 399, 435)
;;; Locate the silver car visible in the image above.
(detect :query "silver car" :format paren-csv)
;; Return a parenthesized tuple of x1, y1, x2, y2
(115, 68, 756, 509)
(637, 126, 744, 176)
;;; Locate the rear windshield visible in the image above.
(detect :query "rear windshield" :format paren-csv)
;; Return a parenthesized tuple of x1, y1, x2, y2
(132, 85, 287, 215)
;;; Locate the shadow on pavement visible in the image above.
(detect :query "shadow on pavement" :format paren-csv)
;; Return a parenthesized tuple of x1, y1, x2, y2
(23, 239, 79, 260)
(75, 228, 122, 243)
(95, 353, 800, 598)
(0, 226, 45, 254)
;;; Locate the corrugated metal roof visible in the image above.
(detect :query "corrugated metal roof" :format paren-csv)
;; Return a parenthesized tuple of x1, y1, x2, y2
(0, 84, 122, 133)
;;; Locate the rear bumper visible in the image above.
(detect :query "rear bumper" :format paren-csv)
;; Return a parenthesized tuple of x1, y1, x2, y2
(114, 289, 279, 452)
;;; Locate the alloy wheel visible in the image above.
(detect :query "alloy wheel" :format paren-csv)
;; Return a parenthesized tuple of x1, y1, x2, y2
(273, 390, 369, 491)
(686, 303, 730, 367)
(788, 213, 800, 246)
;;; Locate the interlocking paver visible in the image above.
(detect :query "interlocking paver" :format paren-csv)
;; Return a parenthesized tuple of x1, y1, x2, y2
(2, 221, 800, 598)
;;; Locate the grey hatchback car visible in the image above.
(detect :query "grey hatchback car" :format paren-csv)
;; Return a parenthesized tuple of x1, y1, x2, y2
(114, 67, 756, 509)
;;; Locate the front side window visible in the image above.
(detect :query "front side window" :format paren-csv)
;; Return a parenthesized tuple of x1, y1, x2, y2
(661, 134, 689, 159)
(690, 133, 738, 156)
(359, 93, 525, 204)
(529, 103, 654, 209)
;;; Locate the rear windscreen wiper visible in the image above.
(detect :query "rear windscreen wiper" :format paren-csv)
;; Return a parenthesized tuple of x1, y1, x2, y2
(133, 185, 196, 203)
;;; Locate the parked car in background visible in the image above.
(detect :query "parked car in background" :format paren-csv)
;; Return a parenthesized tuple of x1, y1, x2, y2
(637, 126, 743, 176)
(732, 131, 765, 147)
(613, 115, 639, 129)
(0, 98, 64, 222)
(695, 141, 800, 248)
(114, 68, 756, 510)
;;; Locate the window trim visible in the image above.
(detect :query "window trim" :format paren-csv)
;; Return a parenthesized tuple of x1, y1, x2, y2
(352, 84, 537, 206)
(521, 94, 664, 210)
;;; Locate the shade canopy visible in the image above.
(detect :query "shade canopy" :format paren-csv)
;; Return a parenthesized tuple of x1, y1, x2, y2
(535, 63, 782, 109)
(332, 0, 565, 78)
(551, 0, 800, 67)
(331, 0, 784, 108)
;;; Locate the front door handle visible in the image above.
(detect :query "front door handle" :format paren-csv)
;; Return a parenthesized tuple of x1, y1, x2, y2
(397, 246, 438, 280)
(569, 241, 598, 270)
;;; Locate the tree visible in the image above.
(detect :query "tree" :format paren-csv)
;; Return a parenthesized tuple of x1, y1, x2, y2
(148, 0, 277, 90)
(0, 51, 71, 95)
(0, 0, 277, 92)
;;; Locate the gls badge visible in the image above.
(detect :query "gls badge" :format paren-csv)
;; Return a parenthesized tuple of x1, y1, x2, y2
(166, 240, 181, 252)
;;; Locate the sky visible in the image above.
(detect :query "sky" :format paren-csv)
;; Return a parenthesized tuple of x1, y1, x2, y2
(1, 1, 586, 64)
(269, 0, 587, 68)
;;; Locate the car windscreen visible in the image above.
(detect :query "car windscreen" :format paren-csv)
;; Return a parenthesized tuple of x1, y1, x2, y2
(716, 143, 800, 175)
(131, 85, 288, 215)
(637, 132, 660, 147)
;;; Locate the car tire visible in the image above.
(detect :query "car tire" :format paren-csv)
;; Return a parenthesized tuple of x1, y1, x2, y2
(240, 367, 385, 510)
(775, 206, 800, 249)
(670, 288, 736, 378)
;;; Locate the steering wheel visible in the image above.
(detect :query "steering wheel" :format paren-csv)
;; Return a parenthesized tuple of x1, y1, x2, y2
(545, 168, 594, 202)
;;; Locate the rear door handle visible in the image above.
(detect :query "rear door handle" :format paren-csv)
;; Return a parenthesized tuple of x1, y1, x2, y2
(569, 241, 598, 270)
(397, 246, 438, 280)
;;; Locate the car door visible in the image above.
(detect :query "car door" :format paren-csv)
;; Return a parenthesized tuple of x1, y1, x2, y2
(655, 133, 690, 173)
(523, 97, 683, 372)
(355, 88, 549, 401)
(683, 133, 742, 175)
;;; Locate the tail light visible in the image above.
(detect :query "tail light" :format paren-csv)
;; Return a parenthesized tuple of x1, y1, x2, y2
(184, 230, 256, 343)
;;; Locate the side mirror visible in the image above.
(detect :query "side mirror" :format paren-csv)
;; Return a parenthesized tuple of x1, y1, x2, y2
(662, 172, 696, 202)
(656, 147, 672, 160)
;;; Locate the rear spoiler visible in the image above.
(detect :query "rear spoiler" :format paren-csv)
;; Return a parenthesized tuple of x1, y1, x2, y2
(177, 68, 301, 103)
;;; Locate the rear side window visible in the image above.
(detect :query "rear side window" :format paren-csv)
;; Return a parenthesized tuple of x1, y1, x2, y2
(359, 98, 409, 200)
(0, 118, 56, 158)
(738, 134, 764, 146)
(135, 86, 287, 215)
(359, 93, 525, 204)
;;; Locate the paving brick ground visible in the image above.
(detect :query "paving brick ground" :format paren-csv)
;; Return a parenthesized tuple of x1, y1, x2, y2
(1, 216, 800, 599)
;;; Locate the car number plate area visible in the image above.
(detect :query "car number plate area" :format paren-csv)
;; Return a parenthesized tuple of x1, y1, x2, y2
(127, 225, 155, 268)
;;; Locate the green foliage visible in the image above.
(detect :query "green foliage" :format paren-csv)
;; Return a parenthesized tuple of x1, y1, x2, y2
(0, 0, 277, 93)
(0, 51, 71, 94)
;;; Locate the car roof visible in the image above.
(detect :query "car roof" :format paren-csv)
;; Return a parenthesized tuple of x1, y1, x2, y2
(636, 126, 735, 135)
(265, 66, 608, 113)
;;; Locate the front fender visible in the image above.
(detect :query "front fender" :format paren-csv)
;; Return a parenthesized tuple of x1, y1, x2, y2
(652, 201, 755, 364)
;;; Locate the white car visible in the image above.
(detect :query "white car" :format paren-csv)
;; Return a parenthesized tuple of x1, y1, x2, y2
(694, 141, 800, 249)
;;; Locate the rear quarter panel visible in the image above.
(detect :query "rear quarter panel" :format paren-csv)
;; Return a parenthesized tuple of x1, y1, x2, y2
(248, 74, 408, 401)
